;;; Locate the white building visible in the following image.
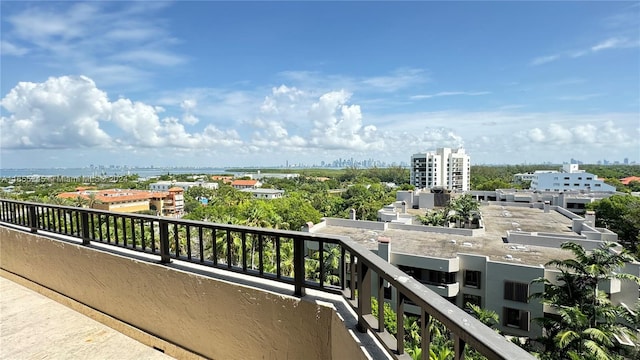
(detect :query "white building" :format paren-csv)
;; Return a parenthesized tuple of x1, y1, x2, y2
(410, 148, 470, 192)
(149, 181, 219, 192)
(240, 188, 285, 199)
(529, 163, 615, 192)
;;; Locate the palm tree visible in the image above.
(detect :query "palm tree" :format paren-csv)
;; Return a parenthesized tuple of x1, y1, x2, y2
(531, 242, 639, 359)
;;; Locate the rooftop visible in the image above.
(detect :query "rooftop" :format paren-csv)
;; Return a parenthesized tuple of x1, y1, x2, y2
(58, 189, 170, 203)
(315, 204, 576, 266)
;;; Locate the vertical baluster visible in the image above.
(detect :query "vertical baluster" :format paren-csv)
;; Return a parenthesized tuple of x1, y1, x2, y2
(356, 260, 371, 332)
(241, 232, 247, 272)
(258, 234, 264, 276)
(186, 226, 192, 260)
(212, 229, 217, 265)
(122, 217, 127, 247)
(173, 223, 180, 257)
(226, 229, 232, 268)
(275, 236, 281, 278)
(453, 333, 466, 360)
(198, 226, 204, 263)
(318, 240, 325, 287)
(397, 293, 405, 355)
(378, 274, 385, 332)
(421, 311, 430, 360)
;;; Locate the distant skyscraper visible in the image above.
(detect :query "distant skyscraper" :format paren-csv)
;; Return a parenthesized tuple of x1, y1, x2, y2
(410, 147, 470, 191)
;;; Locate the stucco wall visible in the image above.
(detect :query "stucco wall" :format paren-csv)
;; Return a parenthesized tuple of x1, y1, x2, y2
(0, 227, 367, 360)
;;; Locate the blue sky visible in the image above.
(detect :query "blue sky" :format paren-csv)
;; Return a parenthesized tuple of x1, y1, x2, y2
(1, 1, 639, 168)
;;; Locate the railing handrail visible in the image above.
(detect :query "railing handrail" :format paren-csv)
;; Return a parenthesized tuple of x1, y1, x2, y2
(0, 199, 534, 360)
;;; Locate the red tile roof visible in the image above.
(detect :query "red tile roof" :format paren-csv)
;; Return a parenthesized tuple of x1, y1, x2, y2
(58, 189, 170, 203)
(620, 176, 640, 185)
(231, 180, 258, 186)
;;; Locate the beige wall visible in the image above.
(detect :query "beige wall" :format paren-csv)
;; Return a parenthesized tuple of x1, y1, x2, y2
(0, 227, 367, 360)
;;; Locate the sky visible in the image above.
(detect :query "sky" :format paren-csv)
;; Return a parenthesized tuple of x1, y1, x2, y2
(1, 1, 639, 169)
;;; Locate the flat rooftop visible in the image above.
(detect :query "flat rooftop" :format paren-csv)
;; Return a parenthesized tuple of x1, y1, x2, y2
(316, 204, 577, 266)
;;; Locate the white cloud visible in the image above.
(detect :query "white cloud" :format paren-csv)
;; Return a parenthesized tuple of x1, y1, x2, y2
(530, 55, 560, 66)
(523, 121, 633, 148)
(531, 37, 639, 66)
(3, 2, 185, 88)
(0, 76, 241, 150)
(0, 40, 29, 56)
(1, 76, 112, 149)
(2, 76, 637, 166)
(361, 68, 428, 92)
(556, 93, 603, 101)
(592, 37, 627, 51)
(410, 91, 491, 100)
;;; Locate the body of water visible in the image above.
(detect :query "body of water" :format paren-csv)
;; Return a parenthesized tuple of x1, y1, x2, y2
(0, 167, 233, 179)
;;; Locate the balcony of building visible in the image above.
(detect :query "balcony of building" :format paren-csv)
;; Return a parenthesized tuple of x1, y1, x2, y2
(0, 199, 534, 360)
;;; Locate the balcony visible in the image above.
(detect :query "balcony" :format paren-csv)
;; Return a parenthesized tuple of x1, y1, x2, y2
(0, 199, 533, 360)
(424, 282, 460, 298)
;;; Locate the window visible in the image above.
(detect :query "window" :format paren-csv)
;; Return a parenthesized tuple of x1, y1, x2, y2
(503, 307, 530, 331)
(463, 294, 482, 311)
(564, 177, 570, 180)
(504, 281, 529, 302)
(464, 270, 481, 288)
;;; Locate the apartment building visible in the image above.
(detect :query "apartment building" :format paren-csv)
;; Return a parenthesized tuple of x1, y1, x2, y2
(308, 203, 637, 339)
(58, 189, 164, 213)
(468, 188, 615, 215)
(240, 188, 285, 199)
(529, 163, 615, 192)
(58, 188, 184, 216)
(410, 147, 470, 192)
(231, 179, 262, 189)
(149, 181, 218, 192)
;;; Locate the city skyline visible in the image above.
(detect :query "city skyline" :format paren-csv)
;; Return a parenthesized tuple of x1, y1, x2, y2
(1, 2, 639, 168)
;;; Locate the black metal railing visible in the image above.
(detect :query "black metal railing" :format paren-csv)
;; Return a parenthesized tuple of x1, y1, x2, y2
(0, 199, 533, 360)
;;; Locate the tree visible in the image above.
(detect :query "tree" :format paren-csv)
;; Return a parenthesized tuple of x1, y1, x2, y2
(530, 242, 640, 360)
(587, 195, 640, 255)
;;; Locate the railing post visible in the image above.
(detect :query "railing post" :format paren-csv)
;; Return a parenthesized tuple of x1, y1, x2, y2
(421, 311, 430, 360)
(159, 220, 171, 263)
(28, 205, 38, 233)
(453, 333, 466, 360)
(397, 293, 405, 355)
(377, 274, 384, 332)
(81, 211, 90, 245)
(356, 260, 371, 332)
(293, 237, 306, 297)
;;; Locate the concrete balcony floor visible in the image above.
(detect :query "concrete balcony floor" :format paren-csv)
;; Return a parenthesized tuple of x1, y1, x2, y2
(0, 276, 174, 360)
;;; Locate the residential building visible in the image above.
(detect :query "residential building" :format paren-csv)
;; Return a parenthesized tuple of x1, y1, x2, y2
(308, 203, 637, 339)
(149, 181, 218, 192)
(468, 188, 616, 215)
(529, 163, 615, 192)
(410, 147, 470, 192)
(58, 188, 184, 216)
(231, 179, 262, 189)
(240, 188, 285, 199)
(163, 187, 185, 215)
(57, 189, 165, 213)
(513, 171, 555, 184)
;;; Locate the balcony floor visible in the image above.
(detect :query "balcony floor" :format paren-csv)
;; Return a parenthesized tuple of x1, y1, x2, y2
(0, 276, 174, 360)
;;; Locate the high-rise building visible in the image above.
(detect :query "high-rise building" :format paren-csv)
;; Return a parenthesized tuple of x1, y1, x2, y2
(410, 147, 470, 191)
